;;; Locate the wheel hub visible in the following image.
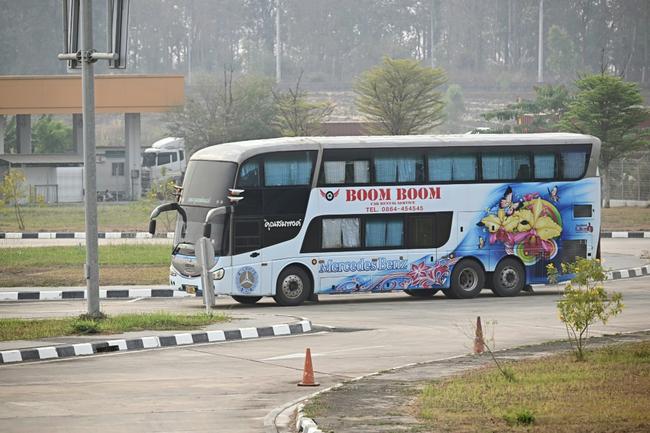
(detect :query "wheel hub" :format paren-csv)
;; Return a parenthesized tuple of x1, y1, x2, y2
(282, 275, 304, 299)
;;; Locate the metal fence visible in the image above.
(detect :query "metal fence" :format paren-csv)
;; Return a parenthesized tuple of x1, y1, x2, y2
(606, 152, 650, 202)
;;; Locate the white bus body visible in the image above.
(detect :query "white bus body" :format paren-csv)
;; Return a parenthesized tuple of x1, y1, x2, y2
(156, 134, 601, 306)
(142, 137, 186, 190)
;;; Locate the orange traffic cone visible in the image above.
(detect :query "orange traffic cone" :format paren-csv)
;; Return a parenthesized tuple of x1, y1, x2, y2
(474, 316, 485, 354)
(298, 348, 320, 387)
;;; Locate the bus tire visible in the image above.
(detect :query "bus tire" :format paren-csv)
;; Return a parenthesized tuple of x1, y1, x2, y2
(231, 295, 262, 305)
(448, 260, 484, 299)
(404, 289, 438, 298)
(491, 258, 525, 297)
(274, 266, 312, 306)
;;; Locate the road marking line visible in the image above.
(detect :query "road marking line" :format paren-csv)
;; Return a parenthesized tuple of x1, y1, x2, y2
(261, 345, 385, 361)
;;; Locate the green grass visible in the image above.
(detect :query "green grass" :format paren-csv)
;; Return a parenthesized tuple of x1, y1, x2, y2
(417, 341, 650, 433)
(0, 312, 230, 341)
(0, 244, 171, 287)
(0, 200, 174, 232)
(0, 244, 171, 267)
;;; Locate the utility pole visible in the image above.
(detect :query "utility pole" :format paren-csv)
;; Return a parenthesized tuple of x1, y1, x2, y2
(78, 0, 100, 317)
(537, 0, 544, 83)
(430, 0, 435, 68)
(275, 0, 281, 84)
(59, 0, 129, 318)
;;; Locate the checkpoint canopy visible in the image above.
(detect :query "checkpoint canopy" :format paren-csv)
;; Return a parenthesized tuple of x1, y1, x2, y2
(0, 75, 184, 200)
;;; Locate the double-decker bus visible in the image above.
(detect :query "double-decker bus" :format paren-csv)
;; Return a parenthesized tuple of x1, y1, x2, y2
(151, 133, 600, 306)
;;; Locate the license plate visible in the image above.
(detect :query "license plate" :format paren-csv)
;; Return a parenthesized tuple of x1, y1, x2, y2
(184, 285, 197, 295)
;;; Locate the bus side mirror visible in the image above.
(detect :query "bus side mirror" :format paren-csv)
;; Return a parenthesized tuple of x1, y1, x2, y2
(148, 219, 156, 235)
(203, 223, 211, 238)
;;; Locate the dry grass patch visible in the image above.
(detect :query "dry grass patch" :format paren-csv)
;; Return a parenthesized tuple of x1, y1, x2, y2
(0, 265, 169, 287)
(601, 207, 650, 231)
(417, 341, 650, 433)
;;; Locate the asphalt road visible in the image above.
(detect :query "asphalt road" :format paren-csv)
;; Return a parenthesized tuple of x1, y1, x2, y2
(1, 276, 649, 433)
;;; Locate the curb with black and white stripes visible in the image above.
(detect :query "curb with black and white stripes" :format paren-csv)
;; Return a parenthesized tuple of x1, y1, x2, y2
(0, 232, 174, 239)
(601, 231, 650, 238)
(0, 320, 312, 365)
(0, 288, 190, 302)
(296, 404, 322, 433)
(607, 264, 650, 280)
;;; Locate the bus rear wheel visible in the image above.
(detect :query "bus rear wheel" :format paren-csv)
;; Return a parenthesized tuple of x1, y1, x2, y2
(491, 258, 525, 297)
(448, 260, 484, 299)
(405, 289, 438, 298)
(231, 295, 262, 305)
(274, 266, 311, 306)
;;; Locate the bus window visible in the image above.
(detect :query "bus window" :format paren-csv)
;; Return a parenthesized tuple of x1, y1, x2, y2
(323, 160, 370, 184)
(560, 150, 588, 180)
(238, 159, 260, 187)
(534, 153, 556, 179)
(482, 152, 530, 181)
(428, 153, 477, 182)
(365, 216, 404, 248)
(322, 217, 360, 249)
(406, 212, 452, 248)
(374, 154, 424, 184)
(264, 152, 314, 186)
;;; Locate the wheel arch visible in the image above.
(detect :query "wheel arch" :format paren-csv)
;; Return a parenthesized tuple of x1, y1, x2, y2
(277, 262, 315, 296)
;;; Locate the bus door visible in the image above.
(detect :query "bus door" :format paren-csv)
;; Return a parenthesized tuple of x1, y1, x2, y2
(231, 219, 271, 297)
(406, 212, 456, 289)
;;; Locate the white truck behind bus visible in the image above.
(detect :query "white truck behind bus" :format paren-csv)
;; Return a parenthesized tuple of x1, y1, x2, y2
(141, 137, 186, 192)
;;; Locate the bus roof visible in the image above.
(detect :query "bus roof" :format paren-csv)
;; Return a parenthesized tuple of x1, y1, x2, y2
(190, 133, 600, 164)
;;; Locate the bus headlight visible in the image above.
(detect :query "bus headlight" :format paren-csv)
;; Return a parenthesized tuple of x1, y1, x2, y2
(213, 268, 225, 280)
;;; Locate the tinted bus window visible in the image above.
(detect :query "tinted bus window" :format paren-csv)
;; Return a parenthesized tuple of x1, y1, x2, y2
(365, 216, 404, 248)
(374, 154, 424, 184)
(264, 152, 314, 186)
(561, 150, 588, 179)
(428, 154, 477, 182)
(407, 212, 452, 248)
(482, 153, 530, 181)
(238, 159, 260, 187)
(534, 153, 556, 179)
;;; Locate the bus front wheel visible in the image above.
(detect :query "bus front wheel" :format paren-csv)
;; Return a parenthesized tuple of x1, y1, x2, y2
(274, 266, 312, 306)
(231, 295, 262, 305)
(448, 260, 484, 299)
(491, 258, 525, 297)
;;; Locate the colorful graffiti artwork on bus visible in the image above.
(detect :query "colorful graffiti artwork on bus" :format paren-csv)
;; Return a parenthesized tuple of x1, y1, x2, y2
(322, 254, 460, 293)
(479, 186, 563, 265)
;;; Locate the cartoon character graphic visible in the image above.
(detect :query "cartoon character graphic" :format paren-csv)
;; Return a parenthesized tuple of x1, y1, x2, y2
(478, 236, 485, 249)
(548, 185, 560, 203)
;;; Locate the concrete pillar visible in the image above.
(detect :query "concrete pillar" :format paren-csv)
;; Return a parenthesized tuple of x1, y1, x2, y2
(0, 115, 6, 154)
(72, 113, 83, 154)
(124, 113, 141, 200)
(16, 114, 32, 154)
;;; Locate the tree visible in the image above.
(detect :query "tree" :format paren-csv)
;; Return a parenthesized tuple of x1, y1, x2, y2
(165, 70, 277, 155)
(32, 115, 73, 154)
(354, 58, 447, 135)
(482, 84, 572, 133)
(559, 74, 649, 207)
(443, 84, 466, 133)
(546, 25, 579, 83)
(548, 258, 623, 362)
(0, 168, 27, 230)
(273, 73, 335, 137)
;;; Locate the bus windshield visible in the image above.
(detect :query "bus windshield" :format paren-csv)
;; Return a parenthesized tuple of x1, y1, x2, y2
(173, 206, 228, 256)
(181, 160, 237, 207)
